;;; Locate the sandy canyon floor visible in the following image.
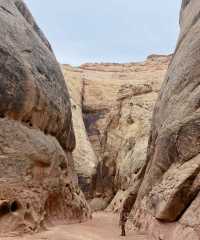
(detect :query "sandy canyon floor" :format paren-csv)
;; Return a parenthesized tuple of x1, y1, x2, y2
(2, 212, 147, 240)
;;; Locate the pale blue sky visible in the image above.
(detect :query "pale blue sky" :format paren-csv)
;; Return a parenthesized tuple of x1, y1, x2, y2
(25, 0, 182, 65)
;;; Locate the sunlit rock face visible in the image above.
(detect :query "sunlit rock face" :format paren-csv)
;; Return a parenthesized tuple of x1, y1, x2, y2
(126, 1, 200, 239)
(0, 0, 90, 234)
(63, 55, 170, 211)
(63, 65, 98, 200)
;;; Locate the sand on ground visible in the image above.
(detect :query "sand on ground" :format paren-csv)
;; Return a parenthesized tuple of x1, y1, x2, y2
(1, 212, 147, 240)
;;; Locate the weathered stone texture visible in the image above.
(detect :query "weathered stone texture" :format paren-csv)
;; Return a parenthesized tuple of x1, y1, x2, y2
(63, 55, 170, 207)
(63, 65, 98, 199)
(127, 1, 200, 239)
(0, 0, 75, 151)
(0, 0, 89, 234)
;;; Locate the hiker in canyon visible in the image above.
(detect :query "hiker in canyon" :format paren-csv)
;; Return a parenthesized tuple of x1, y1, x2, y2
(119, 191, 137, 237)
(120, 211, 126, 236)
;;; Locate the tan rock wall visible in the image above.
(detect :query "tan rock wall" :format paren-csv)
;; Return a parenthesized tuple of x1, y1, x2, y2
(63, 55, 170, 205)
(63, 65, 98, 199)
(127, 1, 200, 239)
(0, 0, 90, 234)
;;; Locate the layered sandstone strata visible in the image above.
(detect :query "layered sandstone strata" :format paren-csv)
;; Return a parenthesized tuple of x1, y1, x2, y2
(63, 55, 170, 207)
(0, 0, 89, 234)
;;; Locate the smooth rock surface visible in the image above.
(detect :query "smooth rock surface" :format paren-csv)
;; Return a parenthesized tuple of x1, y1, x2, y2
(0, 0, 89, 234)
(63, 65, 98, 199)
(127, 1, 200, 239)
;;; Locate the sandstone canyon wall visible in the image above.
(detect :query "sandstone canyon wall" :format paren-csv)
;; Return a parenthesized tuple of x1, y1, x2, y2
(126, 0, 200, 239)
(0, 0, 89, 235)
(63, 65, 98, 199)
(63, 55, 171, 210)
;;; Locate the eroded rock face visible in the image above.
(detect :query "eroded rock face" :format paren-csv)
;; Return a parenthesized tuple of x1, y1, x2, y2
(63, 56, 170, 204)
(127, 1, 200, 239)
(0, 0, 75, 151)
(63, 65, 98, 199)
(0, 0, 89, 234)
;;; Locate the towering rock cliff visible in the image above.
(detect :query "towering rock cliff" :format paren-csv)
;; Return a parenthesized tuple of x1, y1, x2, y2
(63, 55, 170, 209)
(0, 0, 89, 235)
(126, 1, 200, 239)
(63, 65, 98, 199)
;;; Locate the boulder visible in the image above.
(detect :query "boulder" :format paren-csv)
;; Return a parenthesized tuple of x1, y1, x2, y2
(89, 197, 108, 212)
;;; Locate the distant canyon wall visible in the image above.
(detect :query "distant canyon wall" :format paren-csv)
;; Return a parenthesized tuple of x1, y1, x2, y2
(63, 55, 171, 210)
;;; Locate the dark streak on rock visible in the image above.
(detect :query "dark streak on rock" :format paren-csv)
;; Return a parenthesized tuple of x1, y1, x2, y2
(0, 6, 14, 16)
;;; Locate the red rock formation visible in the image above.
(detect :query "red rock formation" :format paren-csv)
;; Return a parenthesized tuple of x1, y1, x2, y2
(126, 1, 200, 239)
(0, 0, 90, 235)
